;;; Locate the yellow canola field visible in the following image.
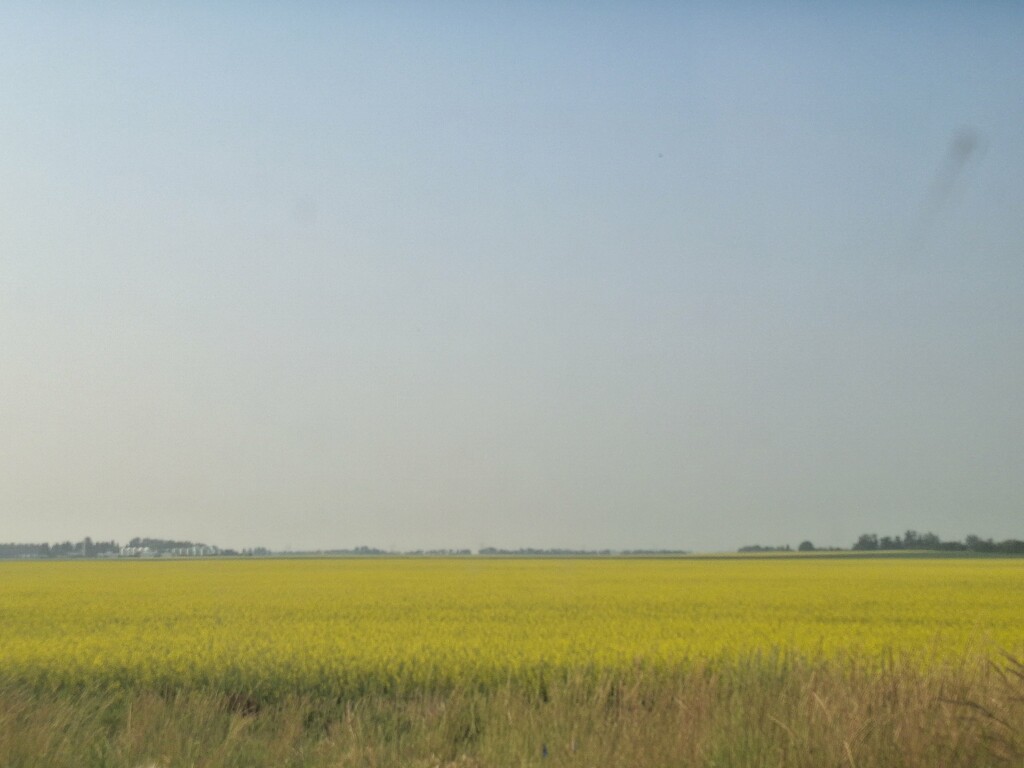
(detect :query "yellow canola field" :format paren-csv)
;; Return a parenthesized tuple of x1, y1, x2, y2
(0, 558, 1021, 696)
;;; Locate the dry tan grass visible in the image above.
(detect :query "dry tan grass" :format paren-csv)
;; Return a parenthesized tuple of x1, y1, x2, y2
(0, 658, 1020, 767)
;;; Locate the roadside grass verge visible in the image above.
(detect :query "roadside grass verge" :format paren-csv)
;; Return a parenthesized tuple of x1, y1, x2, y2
(0, 656, 1020, 767)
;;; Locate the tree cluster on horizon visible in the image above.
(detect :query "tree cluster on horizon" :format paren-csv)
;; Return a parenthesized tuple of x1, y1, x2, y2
(739, 532, 1024, 554)
(851, 530, 1024, 554)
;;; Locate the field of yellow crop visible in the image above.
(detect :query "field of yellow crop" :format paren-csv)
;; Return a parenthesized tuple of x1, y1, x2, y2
(0, 557, 1021, 698)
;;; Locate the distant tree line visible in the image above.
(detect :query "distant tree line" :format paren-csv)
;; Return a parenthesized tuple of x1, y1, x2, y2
(0, 537, 120, 558)
(119, 537, 236, 556)
(852, 530, 1024, 554)
(405, 549, 473, 556)
(0, 537, 254, 559)
(738, 542, 843, 553)
(5, 533, 1022, 560)
(477, 547, 690, 556)
(479, 547, 613, 556)
(620, 549, 692, 555)
(300, 545, 391, 556)
(738, 532, 1023, 555)
(127, 537, 201, 551)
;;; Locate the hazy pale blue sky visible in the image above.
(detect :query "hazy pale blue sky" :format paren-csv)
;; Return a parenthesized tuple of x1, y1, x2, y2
(2, 2, 1022, 551)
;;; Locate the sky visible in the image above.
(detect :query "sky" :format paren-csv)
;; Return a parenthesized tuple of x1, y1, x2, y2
(2, 2, 1022, 553)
